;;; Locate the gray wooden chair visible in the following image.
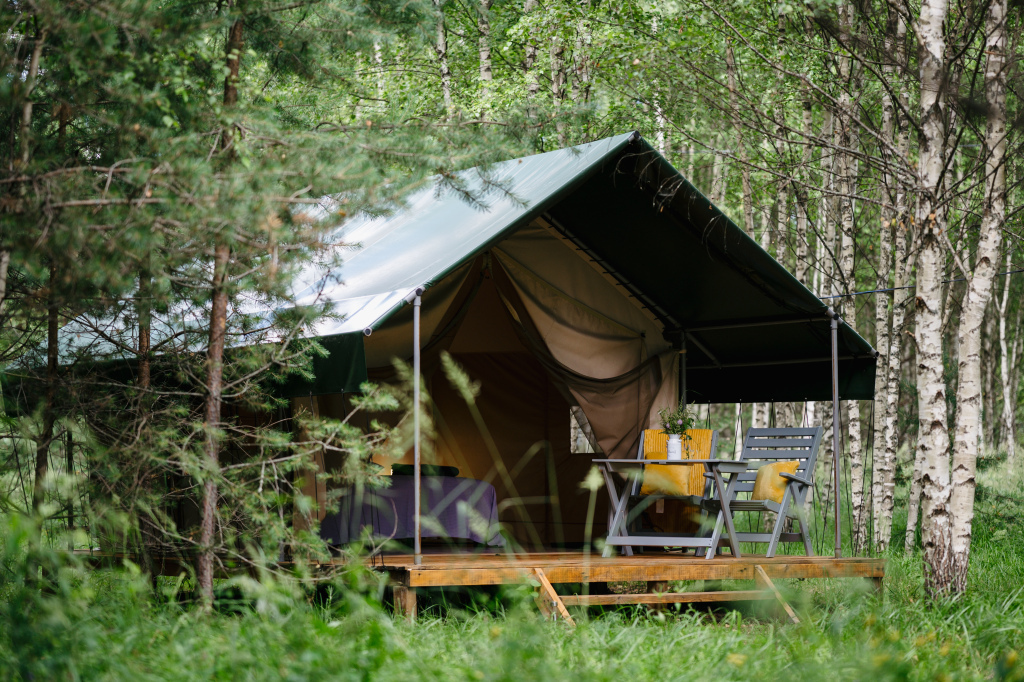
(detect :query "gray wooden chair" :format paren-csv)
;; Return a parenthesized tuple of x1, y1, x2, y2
(702, 426, 823, 558)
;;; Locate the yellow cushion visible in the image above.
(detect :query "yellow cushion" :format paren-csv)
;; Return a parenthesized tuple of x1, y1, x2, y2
(639, 429, 714, 496)
(751, 461, 800, 503)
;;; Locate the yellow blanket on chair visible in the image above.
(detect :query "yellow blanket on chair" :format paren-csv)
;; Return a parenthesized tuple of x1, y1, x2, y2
(639, 429, 714, 496)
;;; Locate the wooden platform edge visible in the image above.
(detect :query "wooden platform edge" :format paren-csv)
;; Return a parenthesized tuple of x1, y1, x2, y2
(404, 557, 887, 587)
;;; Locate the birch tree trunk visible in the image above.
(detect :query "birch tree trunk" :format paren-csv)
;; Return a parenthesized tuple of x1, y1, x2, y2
(523, 0, 540, 100)
(710, 136, 724, 206)
(817, 109, 836, 518)
(734, 403, 744, 459)
(1010, 308, 1023, 454)
(433, 0, 454, 115)
(835, 1, 866, 552)
(686, 137, 695, 182)
(0, 250, 9, 314)
(983, 307, 997, 452)
(870, 9, 905, 550)
(794, 97, 813, 288)
(878, 232, 914, 549)
(478, 0, 492, 114)
(726, 40, 755, 238)
(820, 110, 837, 300)
(571, 4, 592, 104)
(905, 440, 924, 551)
(870, 225, 892, 549)
(914, 0, 954, 595)
(776, 189, 789, 272)
(551, 35, 567, 145)
(551, 38, 566, 103)
(997, 247, 1016, 463)
(876, 17, 915, 551)
(949, 0, 1007, 591)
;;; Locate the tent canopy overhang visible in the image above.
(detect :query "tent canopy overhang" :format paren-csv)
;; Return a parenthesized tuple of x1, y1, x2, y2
(289, 132, 875, 403)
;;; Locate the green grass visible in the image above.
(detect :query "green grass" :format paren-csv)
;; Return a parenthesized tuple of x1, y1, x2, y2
(3, 457, 1024, 681)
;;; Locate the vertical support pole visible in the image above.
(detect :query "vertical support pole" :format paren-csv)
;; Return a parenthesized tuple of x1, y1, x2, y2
(830, 311, 842, 558)
(412, 289, 423, 566)
(679, 334, 687, 405)
(66, 430, 74, 551)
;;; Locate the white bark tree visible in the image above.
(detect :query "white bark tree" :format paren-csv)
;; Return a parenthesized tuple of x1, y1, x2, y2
(478, 0, 492, 114)
(948, 0, 1007, 592)
(871, 10, 912, 552)
(997, 247, 1017, 463)
(726, 40, 756, 240)
(523, 0, 540, 99)
(835, 0, 866, 553)
(914, 0, 954, 595)
(433, 0, 454, 115)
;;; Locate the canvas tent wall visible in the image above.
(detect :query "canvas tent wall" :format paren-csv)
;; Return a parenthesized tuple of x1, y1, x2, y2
(287, 132, 877, 550)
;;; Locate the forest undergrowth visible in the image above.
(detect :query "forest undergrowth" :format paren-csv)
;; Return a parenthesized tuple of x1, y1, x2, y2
(2, 454, 1023, 682)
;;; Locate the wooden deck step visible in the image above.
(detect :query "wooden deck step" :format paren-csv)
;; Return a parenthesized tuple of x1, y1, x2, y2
(562, 590, 773, 606)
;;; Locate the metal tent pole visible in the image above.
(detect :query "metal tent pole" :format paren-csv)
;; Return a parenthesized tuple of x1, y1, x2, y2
(829, 310, 842, 558)
(680, 335, 687, 405)
(408, 287, 425, 566)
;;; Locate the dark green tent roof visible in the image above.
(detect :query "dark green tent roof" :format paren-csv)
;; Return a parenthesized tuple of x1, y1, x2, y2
(294, 132, 876, 402)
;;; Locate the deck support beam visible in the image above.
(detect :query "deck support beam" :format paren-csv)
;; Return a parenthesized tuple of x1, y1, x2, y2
(533, 568, 575, 626)
(393, 585, 417, 622)
(754, 564, 799, 624)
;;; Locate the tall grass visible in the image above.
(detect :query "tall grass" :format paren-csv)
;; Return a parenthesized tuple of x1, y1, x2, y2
(3, 458, 1024, 681)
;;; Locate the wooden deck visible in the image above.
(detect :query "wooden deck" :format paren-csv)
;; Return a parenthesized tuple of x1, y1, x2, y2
(74, 548, 885, 625)
(370, 551, 885, 623)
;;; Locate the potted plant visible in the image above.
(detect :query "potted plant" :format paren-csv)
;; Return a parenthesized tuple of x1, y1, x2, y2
(658, 400, 696, 460)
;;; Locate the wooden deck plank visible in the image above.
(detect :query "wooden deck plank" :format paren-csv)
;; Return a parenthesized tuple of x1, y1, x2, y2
(562, 590, 773, 606)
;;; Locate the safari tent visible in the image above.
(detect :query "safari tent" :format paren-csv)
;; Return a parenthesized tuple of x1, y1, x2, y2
(287, 132, 878, 557)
